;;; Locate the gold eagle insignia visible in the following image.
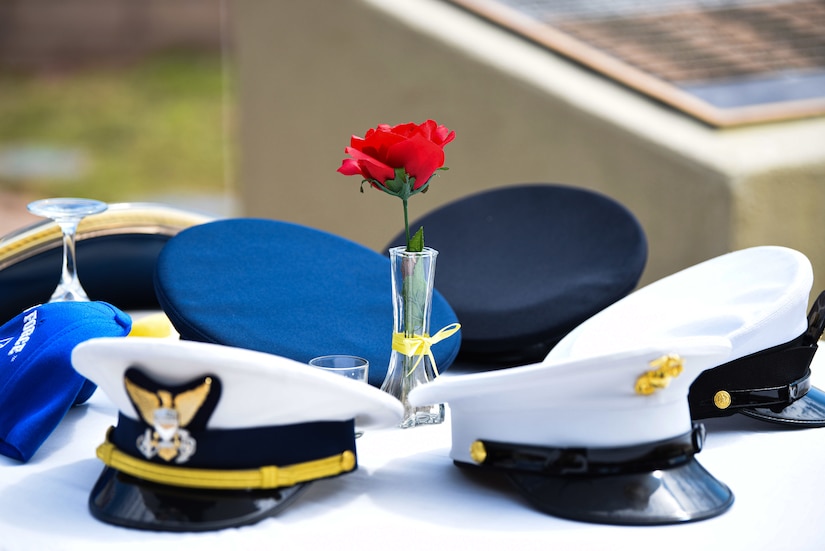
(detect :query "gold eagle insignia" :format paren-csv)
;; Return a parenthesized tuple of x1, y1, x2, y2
(124, 374, 213, 463)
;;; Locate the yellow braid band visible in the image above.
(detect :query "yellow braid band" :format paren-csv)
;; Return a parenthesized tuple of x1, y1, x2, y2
(96, 434, 356, 490)
(392, 323, 461, 375)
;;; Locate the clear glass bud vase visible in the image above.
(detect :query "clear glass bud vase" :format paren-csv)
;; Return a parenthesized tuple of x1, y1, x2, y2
(380, 246, 445, 428)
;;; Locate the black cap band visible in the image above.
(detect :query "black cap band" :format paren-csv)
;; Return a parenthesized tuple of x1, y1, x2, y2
(689, 346, 815, 419)
(111, 413, 356, 471)
(465, 425, 705, 477)
(689, 290, 825, 420)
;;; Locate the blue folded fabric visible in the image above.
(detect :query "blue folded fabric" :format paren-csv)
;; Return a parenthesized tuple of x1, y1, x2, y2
(0, 301, 131, 462)
(154, 218, 461, 387)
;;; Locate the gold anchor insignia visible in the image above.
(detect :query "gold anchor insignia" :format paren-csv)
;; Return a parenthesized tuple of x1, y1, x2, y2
(124, 374, 213, 463)
(635, 354, 683, 395)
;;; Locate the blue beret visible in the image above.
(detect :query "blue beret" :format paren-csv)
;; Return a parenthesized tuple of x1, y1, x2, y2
(154, 219, 461, 387)
(0, 301, 131, 462)
(387, 184, 647, 363)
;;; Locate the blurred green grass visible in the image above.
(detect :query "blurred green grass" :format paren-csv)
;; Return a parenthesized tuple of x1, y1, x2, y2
(0, 53, 233, 202)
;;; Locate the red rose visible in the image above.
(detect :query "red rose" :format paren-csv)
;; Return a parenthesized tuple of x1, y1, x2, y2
(339, 119, 454, 251)
(338, 120, 455, 193)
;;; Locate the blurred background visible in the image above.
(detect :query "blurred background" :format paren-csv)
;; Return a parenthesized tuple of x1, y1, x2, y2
(0, 0, 235, 233)
(2, 0, 824, 292)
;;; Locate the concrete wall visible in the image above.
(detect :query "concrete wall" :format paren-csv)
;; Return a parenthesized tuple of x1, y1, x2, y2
(230, 0, 825, 295)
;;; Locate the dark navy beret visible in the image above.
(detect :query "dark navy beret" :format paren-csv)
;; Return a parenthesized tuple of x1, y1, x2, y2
(387, 184, 647, 363)
(154, 218, 461, 387)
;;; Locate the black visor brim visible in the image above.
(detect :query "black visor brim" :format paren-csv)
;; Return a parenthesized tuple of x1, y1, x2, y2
(88, 467, 309, 532)
(505, 458, 733, 526)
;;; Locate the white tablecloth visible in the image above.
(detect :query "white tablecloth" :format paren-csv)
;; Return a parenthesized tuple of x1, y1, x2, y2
(2, 359, 825, 550)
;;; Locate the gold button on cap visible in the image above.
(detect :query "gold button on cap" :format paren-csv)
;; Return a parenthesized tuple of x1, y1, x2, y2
(470, 441, 487, 464)
(714, 390, 732, 410)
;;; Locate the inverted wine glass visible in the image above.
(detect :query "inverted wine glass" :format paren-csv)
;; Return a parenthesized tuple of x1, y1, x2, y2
(27, 197, 108, 302)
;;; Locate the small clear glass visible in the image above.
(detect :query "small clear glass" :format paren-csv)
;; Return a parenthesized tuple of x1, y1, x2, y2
(309, 355, 369, 437)
(27, 197, 108, 302)
(309, 355, 369, 382)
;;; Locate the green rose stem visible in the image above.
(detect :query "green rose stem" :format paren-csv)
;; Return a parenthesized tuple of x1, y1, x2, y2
(395, 179, 423, 343)
(402, 199, 414, 351)
(403, 197, 410, 251)
(363, 172, 427, 345)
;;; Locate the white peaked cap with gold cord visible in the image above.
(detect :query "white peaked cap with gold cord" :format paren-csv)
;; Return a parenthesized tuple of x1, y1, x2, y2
(72, 337, 402, 532)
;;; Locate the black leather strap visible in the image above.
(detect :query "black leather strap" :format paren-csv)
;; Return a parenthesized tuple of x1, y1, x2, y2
(469, 425, 705, 477)
(719, 370, 812, 409)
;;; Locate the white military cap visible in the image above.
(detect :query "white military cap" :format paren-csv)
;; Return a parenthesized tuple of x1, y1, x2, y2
(409, 337, 734, 525)
(549, 246, 825, 426)
(72, 337, 402, 532)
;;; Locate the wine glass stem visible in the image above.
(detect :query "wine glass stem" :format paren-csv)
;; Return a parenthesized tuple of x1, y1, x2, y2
(54, 219, 87, 301)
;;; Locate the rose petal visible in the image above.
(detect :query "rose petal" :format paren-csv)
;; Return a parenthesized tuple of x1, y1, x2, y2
(386, 135, 445, 189)
(337, 158, 363, 176)
(342, 147, 396, 183)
